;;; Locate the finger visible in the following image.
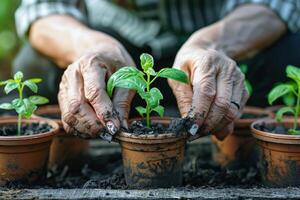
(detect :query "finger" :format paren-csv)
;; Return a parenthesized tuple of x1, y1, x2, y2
(81, 62, 120, 135)
(188, 65, 217, 135)
(112, 88, 135, 129)
(61, 65, 103, 137)
(201, 61, 235, 134)
(168, 78, 193, 117)
(213, 72, 249, 138)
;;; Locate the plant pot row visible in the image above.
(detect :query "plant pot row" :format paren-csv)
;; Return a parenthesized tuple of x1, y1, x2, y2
(0, 104, 299, 188)
(0, 105, 89, 186)
(213, 105, 300, 187)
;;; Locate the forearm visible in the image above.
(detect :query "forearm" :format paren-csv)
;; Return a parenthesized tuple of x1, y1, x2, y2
(29, 15, 119, 68)
(184, 4, 287, 61)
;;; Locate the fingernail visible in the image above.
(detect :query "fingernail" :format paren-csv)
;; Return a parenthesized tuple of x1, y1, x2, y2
(189, 124, 199, 136)
(106, 121, 118, 135)
(100, 132, 113, 142)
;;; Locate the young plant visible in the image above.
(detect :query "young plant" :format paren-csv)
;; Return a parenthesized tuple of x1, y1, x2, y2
(0, 72, 49, 136)
(268, 65, 300, 134)
(107, 53, 188, 128)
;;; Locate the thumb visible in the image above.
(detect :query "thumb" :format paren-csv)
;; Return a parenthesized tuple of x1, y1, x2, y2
(113, 88, 135, 129)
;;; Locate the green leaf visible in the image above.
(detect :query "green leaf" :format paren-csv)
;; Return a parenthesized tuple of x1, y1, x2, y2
(135, 106, 147, 117)
(14, 98, 37, 118)
(24, 80, 38, 93)
(148, 87, 163, 108)
(147, 68, 156, 76)
(14, 71, 23, 81)
(245, 80, 252, 96)
(283, 92, 296, 106)
(0, 103, 14, 110)
(239, 64, 248, 74)
(268, 84, 294, 105)
(29, 96, 49, 105)
(288, 129, 300, 135)
(4, 82, 18, 94)
(107, 66, 146, 97)
(275, 106, 295, 122)
(156, 68, 188, 84)
(27, 78, 42, 83)
(152, 105, 164, 117)
(140, 53, 154, 72)
(286, 65, 300, 83)
(0, 79, 14, 86)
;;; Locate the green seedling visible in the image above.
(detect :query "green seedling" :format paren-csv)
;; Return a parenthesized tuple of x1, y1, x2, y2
(0, 71, 49, 136)
(107, 53, 188, 128)
(268, 65, 300, 135)
(239, 64, 253, 96)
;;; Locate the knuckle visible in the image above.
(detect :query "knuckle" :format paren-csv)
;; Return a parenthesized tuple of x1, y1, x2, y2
(225, 106, 239, 122)
(214, 97, 230, 112)
(85, 85, 101, 103)
(63, 111, 76, 126)
(198, 82, 216, 101)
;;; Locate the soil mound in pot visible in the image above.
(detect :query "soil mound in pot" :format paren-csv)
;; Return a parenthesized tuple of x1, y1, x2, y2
(128, 117, 193, 135)
(254, 123, 297, 135)
(0, 123, 51, 136)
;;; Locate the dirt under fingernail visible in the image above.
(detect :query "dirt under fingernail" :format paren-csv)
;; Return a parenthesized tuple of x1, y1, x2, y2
(106, 121, 117, 135)
(189, 124, 199, 136)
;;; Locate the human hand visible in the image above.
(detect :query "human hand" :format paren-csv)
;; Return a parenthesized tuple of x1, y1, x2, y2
(58, 41, 135, 140)
(169, 46, 249, 140)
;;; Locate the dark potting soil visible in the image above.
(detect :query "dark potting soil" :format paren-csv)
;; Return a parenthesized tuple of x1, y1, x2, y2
(128, 117, 193, 136)
(0, 123, 51, 136)
(254, 123, 295, 135)
(240, 113, 268, 119)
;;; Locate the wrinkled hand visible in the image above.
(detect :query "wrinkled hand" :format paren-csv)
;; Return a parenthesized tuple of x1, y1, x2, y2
(169, 46, 249, 140)
(58, 42, 135, 140)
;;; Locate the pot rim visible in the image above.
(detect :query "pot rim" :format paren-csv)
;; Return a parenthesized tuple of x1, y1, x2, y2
(235, 106, 273, 129)
(33, 105, 62, 126)
(116, 117, 187, 144)
(251, 118, 300, 144)
(0, 118, 59, 144)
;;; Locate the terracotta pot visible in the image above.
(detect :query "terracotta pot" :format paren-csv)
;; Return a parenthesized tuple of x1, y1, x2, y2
(212, 106, 273, 168)
(0, 118, 59, 185)
(251, 118, 300, 187)
(34, 105, 89, 170)
(116, 117, 187, 188)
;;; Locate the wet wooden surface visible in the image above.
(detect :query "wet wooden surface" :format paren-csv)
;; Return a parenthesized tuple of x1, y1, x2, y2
(1, 187, 300, 199)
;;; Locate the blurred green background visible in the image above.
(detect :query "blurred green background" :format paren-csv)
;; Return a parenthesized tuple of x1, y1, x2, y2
(0, 0, 21, 81)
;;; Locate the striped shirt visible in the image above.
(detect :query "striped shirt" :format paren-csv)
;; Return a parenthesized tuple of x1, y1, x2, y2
(15, 0, 300, 58)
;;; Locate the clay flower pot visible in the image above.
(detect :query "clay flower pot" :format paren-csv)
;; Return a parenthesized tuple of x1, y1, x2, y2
(116, 117, 187, 188)
(34, 105, 89, 170)
(212, 106, 273, 168)
(251, 118, 300, 187)
(0, 118, 59, 185)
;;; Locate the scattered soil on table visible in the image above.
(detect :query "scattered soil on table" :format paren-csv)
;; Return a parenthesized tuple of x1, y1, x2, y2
(128, 117, 193, 136)
(254, 123, 295, 135)
(0, 123, 51, 136)
(240, 113, 268, 119)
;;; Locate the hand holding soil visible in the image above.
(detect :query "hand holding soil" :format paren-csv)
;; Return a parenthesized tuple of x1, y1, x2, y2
(169, 46, 249, 140)
(58, 43, 135, 139)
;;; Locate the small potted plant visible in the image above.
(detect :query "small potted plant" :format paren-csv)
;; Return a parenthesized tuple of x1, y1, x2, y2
(107, 53, 188, 188)
(34, 105, 89, 171)
(251, 65, 300, 186)
(212, 64, 273, 168)
(0, 72, 59, 185)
